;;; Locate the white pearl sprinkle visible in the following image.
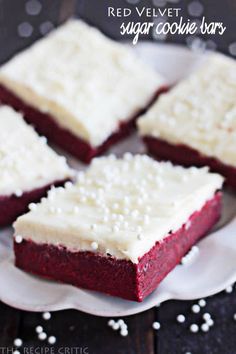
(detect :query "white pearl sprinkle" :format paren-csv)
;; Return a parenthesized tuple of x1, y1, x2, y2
(40, 136, 47, 144)
(192, 245, 199, 253)
(112, 322, 120, 331)
(81, 196, 87, 203)
(201, 323, 209, 332)
(117, 319, 125, 326)
(108, 154, 116, 161)
(225, 285, 233, 293)
(202, 313, 211, 321)
(176, 314, 185, 323)
(42, 312, 51, 320)
(152, 321, 161, 330)
(198, 299, 206, 307)
(48, 336, 57, 345)
(108, 319, 115, 327)
(192, 304, 201, 314)
(124, 152, 133, 161)
(131, 210, 139, 219)
(121, 324, 128, 331)
(206, 318, 214, 327)
(57, 187, 65, 194)
(120, 328, 128, 336)
(15, 235, 23, 244)
(29, 203, 37, 211)
(190, 324, 199, 333)
(118, 214, 124, 222)
(181, 256, 189, 265)
(35, 325, 43, 334)
(185, 220, 192, 230)
(14, 338, 23, 347)
(38, 332, 47, 341)
(103, 215, 109, 223)
(13, 351, 20, 354)
(14, 189, 23, 197)
(124, 196, 130, 205)
(113, 225, 120, 233)
(104, 207, 110, 214)
(91, 241, 98, 250)
(90, 192, 96, 200)
(233, 313, 236, 321)
(113, 203, 119, 210)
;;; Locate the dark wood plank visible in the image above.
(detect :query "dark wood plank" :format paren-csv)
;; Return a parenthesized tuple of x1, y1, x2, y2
(156, 290, 236, 354)
(18, 307, 155, 354)
(0, 302, 21, 346)
(1, 290, 236, 354)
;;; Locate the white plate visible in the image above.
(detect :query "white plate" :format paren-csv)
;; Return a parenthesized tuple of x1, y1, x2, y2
(0, 43, 236, 317)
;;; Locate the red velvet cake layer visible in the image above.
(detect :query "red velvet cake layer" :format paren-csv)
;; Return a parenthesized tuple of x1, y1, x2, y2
(0, 179, 68, 228)
(143, 136, 236, 189)
(14, 192, 222, 302)
(0, 85, 167, 163)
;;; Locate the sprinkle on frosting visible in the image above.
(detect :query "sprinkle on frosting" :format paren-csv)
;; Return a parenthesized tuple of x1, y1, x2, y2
(15, 235, 23, 244)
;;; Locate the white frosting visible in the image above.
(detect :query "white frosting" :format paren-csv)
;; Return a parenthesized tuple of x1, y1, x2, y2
(0, 20, 165, 147)
(138, 53, 236, 167)
(14, 154, 223, 263)
(0, 105, 73, 196)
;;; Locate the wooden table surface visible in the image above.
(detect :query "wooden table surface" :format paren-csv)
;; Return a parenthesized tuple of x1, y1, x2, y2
(1, 289, 236, 353)
(0, 1, 236, 353)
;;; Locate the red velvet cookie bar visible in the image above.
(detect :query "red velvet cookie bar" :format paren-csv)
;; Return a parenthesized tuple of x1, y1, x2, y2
(13, 155, 223, 301)
(0, 20, 166, 163)
(14, 192, 221, 302)
(138, 53, 236, 186)
(0, 106, 73, 227)
(0, 85, 167, 164)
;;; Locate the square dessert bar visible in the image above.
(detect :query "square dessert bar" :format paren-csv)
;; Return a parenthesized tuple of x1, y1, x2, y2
(0, 20, 166, 163)
(14, 154, 223, 302)
(0, 105, 73, 227)
(138, 53, 236, 188)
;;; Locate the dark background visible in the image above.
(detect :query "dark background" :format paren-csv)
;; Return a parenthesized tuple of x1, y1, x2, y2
(1, 1, 236, 353)
(1, 0, 236, 64)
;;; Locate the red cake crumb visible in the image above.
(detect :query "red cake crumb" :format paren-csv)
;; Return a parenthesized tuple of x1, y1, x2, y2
(14, 192, 222, 302)
(0, 85, 167, 164)
(0, 179, 69, 228)
(143, 136, 236, 189)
